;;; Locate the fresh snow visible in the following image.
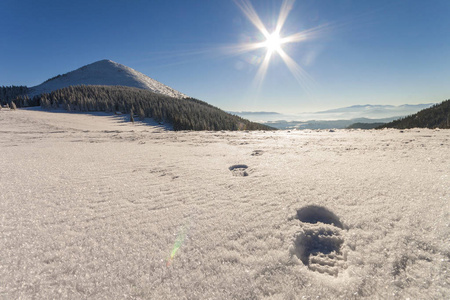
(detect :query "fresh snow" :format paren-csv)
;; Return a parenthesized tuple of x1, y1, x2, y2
(1, 109, 449, 299)
(28, 59, 187, 99)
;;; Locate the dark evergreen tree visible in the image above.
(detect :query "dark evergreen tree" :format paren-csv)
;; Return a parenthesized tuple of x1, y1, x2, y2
(0, 86, 29, 106)
(130, 107, 135, 123)
(378, 99, 450, 129)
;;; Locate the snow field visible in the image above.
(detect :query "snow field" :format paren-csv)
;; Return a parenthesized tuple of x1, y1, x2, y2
(0, 109, 449, 299)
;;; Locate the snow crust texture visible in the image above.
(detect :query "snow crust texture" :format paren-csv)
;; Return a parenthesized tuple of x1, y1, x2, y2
(1, 108, 449, 299)
(29, 59, 187, 98)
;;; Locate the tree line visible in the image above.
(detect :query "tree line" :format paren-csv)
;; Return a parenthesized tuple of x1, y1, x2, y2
(28, 85, 275, 131)
(378, 99, 450, 129)
(0, 86, 30, 106)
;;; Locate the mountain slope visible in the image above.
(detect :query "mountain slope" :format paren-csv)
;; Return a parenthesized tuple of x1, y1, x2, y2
(34, 85, 274, 131)
(28, 59, 187, 98)
(378, 99, 450, 129)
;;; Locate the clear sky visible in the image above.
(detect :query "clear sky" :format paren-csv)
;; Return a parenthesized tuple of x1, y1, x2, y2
(1, 0, 449, 113)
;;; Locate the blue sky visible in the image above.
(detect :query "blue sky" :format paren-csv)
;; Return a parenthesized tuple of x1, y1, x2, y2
(1, 0, 449, 113)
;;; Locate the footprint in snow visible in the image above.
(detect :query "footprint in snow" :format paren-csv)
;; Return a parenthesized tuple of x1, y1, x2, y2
(229, 164, 249, 177)
(292, 205, 347, 277)
(251, 150, 264, 156)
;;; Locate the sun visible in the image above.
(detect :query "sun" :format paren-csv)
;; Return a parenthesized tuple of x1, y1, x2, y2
(264, 32, 284, 53)
(231, 0, 320, 90)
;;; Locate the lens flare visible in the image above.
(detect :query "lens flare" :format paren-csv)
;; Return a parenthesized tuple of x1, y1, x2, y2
(166, 226, 187, 267)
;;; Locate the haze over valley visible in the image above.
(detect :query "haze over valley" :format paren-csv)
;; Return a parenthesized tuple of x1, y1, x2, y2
(231, 103, 435, 129)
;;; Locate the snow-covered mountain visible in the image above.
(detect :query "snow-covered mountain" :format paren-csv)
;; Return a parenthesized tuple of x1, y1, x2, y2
(28, 59, 187, 99)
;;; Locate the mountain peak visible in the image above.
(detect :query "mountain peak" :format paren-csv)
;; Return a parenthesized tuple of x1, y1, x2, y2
(29, 60, 187, 99)
(90, 59, 120, 66)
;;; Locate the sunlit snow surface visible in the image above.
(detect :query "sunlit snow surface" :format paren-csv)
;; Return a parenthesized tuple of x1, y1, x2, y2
(1, 108, 449, 299)
(28, 59, 187, 99)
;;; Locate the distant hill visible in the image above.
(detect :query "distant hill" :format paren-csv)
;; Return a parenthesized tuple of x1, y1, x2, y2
(29, 85, 274, 131)
(28, 59, 187, 99)
(378, 99, 450, 129)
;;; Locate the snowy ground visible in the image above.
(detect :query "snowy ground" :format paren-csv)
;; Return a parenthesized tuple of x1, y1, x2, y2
(1, 108, 449, 299)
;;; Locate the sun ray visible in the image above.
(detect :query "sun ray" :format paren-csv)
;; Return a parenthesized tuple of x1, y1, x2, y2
(221, 42, 266, 56)
(277, 48, 316, 91)
(281, 23, 332, 44)
(279, 32, 308, 45)
(275, 0, 295, 34)
(233, 0, 270, 38)
(253, 50, 273, 89)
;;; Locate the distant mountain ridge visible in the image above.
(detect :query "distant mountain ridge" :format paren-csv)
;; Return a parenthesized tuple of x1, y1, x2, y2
(228, 111, 281, 115)
(315, 104, 435, 114)
(231, 103, 436, 125)
(28, 59, 187, 99)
